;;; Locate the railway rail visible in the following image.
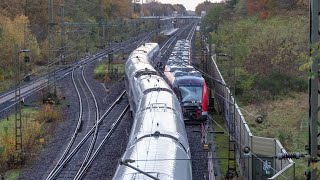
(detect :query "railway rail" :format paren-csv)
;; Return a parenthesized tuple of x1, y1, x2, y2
(46, 91, 128, 180)
(6, 24, 198, 179)
(0, 32, 153, 116)
(44, 33, 152, 179)
(155, 20, 198, 69)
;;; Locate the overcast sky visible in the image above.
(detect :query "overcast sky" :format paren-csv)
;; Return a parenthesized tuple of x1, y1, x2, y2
(155, 0, 222, 11)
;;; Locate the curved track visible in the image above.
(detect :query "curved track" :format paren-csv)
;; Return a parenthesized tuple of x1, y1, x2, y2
(45, 33, 153, 180)
(22, 23, 197, 179)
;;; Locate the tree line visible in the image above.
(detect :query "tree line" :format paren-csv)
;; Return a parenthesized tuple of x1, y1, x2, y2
(0, 0, 186, 90)
(196, 0, 308, 103)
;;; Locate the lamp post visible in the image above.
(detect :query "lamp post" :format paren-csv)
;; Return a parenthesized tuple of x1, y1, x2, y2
(216, 53, 237, 179)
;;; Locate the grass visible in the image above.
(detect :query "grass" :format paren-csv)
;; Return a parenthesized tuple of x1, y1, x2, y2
(209, 92, 309, 178)
(0, 107, 39, 176)
(0, 79, 14, 93)
(94, 64, 107, 80)
(110, 63, 125, 74)
(242, 92, 308, 178)
(0, 105, 62, 177)
(211, 111, 229, 177)
(5, 169, 20, 180)
(0, 108, 38, 161)
(94, 61, 125, 82)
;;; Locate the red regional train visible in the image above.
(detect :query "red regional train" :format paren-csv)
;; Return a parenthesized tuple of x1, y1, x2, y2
(163, 39, 208, 121)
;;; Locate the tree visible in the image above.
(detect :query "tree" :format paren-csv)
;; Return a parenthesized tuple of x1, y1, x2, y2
(226, 0, 238, 8)
(203, 4, 225, 32)
(0, 15, 40, 77)
(0, 0, 24, 18)
(142, 2, 186, 16)
(173, 4, 187, 15)
(195, 0, 215, 16)
(101, 0, 131, 20)
(235, 0, 247, 16)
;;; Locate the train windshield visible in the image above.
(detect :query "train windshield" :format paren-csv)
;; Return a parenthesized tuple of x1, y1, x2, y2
(178, 86, 202, 103)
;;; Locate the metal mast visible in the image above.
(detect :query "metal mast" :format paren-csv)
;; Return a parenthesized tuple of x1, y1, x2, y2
(227, 57, 236, 179)
(308, 0, 319, 179)
(15, 45, 23, 163)
(60, 1, 65, 65)
(48, 0, 56, 95)
(101, 19, 106, 48)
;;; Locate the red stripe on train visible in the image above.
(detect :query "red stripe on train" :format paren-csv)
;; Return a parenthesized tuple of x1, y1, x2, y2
(202, 81, 208, 114)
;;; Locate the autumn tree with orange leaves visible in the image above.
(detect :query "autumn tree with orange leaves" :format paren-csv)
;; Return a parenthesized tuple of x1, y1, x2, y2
(246, 0, 269, 19)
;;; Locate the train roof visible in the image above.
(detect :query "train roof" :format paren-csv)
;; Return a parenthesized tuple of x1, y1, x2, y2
(115, 137, 192, 180)
(136, 43, 158, 51)
(173, 47, 189, 51)
(166, 61, 188, 66)
(129, 43, 158, 56)
(164, 65, 194, 72)
(170, 55, 189, 59)
(173, 70, 202, 77)
(170, 52, 189, 56)
(126, 47, 158, 78)
(136, 75, 172, 94)
(176, 39, 190, 43)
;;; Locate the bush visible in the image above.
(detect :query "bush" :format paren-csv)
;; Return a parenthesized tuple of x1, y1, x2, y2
(211, 15, 308, 102)
(0, 106, 62, 167)
(35, 105, 62, 123)
(94, 64, 107, 80)
(255, 73, 307, 98)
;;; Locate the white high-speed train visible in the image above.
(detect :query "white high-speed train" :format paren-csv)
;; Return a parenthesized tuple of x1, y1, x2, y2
(113, 43, 192, 180)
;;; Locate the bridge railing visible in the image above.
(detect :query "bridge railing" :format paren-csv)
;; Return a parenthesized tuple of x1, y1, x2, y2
(206, 55, 295, 179)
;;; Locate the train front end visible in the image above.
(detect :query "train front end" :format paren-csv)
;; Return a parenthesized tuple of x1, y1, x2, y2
(174, 76, 208, 121)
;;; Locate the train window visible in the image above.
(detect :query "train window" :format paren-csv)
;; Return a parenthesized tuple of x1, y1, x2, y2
(178, 86, 202, 103)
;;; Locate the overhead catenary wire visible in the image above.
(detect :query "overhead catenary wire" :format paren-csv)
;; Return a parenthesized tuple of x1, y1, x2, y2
(161, 37, 290, 179)
(123, 113, 288, 179)
(165, 53, 260, 119)
(208, 115, 289, 180)
(205, 84, 258, 119)
(124, 113, 288, 179)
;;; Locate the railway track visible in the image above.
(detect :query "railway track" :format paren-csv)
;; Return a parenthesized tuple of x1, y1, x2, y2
(0, 31, 153, 116)
(18, 26, 198, 179)
(44, 33, 153, 179)
(45, 88, 128, 179)
(154, 20, 199, 71)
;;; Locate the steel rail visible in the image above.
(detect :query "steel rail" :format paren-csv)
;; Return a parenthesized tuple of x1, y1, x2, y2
(45, 90, 126, 180)
(0, 32, 151, 115)
(45, 64, 85, 179)
(46, 31, 153, 179)
(72, 59, 101, 178)
(73, 105, 129, 180)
